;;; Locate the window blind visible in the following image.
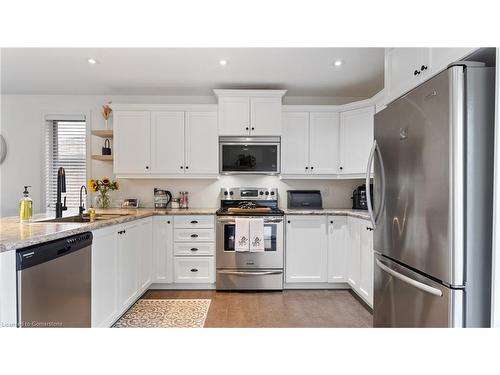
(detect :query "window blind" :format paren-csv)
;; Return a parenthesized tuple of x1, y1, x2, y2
(45, 120, 87, 210)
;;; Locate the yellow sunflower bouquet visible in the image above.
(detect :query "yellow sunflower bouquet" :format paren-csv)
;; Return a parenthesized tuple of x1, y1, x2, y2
(88, 177, 119, 209)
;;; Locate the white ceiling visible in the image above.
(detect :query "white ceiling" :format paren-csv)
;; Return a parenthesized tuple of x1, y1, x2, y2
(1, 48, 384, 97)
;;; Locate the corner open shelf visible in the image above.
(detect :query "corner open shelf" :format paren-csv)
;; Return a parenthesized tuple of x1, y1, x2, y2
(91, 130, 113, 138)
(92, 155, 113, 161)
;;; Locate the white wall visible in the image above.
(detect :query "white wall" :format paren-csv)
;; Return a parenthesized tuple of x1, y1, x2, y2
(0, 94, 364, 216)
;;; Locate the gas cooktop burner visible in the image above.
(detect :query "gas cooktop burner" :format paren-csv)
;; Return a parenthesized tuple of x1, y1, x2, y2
(217, 187, 284, 216)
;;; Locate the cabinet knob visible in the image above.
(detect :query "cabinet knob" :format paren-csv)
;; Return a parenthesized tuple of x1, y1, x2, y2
(167, 221, 171, 224)
(245, 127, 249, 131)
(330, 220, 333, 224)
(180, 166, 183, 169)
(190, 268, 198, 272)
(311, 166, 314, 170)
(185, 166, 189, 169)
(287, 220, 291, 224)
(190, 234, 199, 238)
(366, 227, 373, 231)
(251, 127, 255, 131)
(145, 166, 149, 170)
(305, 166, 309, 170)
(414, 70, 421, 76)
(421, 65, 428, 71)
(190, 248, 198, 252)
(190, 220, 198, 224)
(339, 166, 343, 170)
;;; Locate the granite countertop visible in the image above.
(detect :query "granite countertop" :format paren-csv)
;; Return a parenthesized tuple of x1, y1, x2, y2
(0, 208, 217, 253)
(283, 208, 371, 220)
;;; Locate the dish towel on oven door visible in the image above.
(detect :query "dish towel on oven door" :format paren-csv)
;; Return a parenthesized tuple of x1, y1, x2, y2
(235, 218, 250, 252)
(249, 218, 265, 252)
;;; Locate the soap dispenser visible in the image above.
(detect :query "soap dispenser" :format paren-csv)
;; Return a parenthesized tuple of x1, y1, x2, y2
(19, 186, 33, 223)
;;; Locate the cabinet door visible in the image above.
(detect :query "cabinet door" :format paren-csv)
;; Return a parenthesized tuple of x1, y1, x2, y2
(327, 216, 348, 283)
(153, 216, 174, 283)
(117, 223, 140, 311)
(339, 106, 374, 175)
(91, 226, 119, 328)
(113, 111, 151, 174)
(281, 112, 310, 174)
(185, 111, 218, 174)
(347, 217, 361, 290)
(359, 223, 374, 306)
(137, 218, 153, 291)
(285, 216, 328, 283)
(151, 111, 185, 174)
(428, 48, 476, 77)
(250, 97, 282, 135)
(386, 48, 427, 102)
(218, 96, 250, 135)
(309, 112, 340, 174)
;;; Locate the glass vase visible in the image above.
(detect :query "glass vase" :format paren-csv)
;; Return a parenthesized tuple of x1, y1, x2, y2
(95, 193, 111, 209)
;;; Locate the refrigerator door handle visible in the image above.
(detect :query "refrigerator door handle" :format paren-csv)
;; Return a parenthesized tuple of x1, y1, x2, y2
(366, 140, 386, 229)
(375, 259, 443, 297)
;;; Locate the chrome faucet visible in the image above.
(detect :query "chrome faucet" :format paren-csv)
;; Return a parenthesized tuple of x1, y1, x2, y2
(55, 167, 67, 218)
(79, 185, 87, 216)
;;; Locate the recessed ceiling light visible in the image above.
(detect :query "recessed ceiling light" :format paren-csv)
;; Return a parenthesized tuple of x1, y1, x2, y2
(87, 58, 98, 65)
(219, 59, 227, 66)
(333, 59, 343, 67)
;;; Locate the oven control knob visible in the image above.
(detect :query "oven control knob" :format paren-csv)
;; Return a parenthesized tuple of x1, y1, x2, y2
(259, 191, 264, 195)
(265, 191, 269, 195)
(270, 191, 275, 196)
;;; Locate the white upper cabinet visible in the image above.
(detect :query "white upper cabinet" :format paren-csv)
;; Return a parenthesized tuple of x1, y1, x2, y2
(185, 111, 218, 174)
(281, 111, 309, 174)
(281, 110, 339, 176)
(327, 216, 348, 283)
(309, 112, 340, 174)
(112, 105, 218, 177)
(151, 111, 185, 174)
(385, 47, 477, 104)
(250, 97, 283, 135)
(339, 106, 374, 176)
(217, 96, 250, 135)
(114, 111, 151, 174)
(285, 215, 328, 283)
(214, 90, 286, 136)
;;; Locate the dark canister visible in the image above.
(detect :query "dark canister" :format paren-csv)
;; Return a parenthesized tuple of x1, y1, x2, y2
(102, 138, 112, 155)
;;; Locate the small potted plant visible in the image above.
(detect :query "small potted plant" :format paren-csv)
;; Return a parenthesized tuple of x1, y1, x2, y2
(89, 177, 119, 209)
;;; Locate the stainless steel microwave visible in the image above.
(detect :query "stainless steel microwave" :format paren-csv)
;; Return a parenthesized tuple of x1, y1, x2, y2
(219, 136, 280, 175)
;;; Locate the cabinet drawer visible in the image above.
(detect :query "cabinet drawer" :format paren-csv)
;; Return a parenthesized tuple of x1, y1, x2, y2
(174, 243, 215, 256)
(174, 228, 214, 242)
(174, 257, 215, 283)
(174, 215, 214, 229)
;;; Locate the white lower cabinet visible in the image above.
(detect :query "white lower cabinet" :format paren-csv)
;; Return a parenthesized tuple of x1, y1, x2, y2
(285, 216, 328, 283)
(174, 257, 215, 283)
(327, 216, 348, 283)
(91, 225, 119, 328)
(347, 217, 361, 289)
(91, 217, 153, 327)
(152, 216, 174, 283)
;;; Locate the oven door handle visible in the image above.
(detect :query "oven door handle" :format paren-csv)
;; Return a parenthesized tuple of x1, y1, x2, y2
(217, 217, 283, 224)
(217, 270, 283, 276)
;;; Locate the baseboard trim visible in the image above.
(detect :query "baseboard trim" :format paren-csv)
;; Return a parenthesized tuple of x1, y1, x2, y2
(149, 283, 216, 290)
(349, 289, 373, 314)
(284, 282, 350, 290)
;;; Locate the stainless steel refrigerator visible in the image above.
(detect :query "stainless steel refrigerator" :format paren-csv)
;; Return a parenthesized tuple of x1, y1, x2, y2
(368, 62, 495, 327)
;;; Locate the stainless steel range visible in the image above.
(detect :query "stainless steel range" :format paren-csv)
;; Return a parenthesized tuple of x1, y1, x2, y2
(216, 187, 284, 290)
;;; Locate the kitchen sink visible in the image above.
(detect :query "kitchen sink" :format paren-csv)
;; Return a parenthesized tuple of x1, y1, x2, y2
(34, 213, 131, 223)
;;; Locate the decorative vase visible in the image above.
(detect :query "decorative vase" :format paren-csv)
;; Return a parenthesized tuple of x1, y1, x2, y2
(95, 193, 111, 209)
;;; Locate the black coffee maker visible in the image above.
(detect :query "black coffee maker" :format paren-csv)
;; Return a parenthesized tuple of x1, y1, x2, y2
(351, 184, 373, 210)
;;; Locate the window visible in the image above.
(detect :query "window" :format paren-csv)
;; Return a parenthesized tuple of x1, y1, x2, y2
(45, 120, 87, 210)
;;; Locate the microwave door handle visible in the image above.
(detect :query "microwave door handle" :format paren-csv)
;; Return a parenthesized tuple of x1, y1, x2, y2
(375, 259, 443, 297)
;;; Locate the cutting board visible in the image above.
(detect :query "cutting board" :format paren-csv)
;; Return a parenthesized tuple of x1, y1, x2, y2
(227, 207, 271, 213)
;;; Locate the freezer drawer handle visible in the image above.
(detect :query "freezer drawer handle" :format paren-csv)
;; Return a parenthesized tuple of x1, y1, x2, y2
(218, 270, 283, 276)
(376, 259, 443, 297)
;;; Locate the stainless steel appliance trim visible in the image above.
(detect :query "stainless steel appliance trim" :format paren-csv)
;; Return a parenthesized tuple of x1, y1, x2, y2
(449, 65, 465, 286)
(219, 137, 281, 175)
(217, 270, 283, 276)
(375, 258, 443, 297)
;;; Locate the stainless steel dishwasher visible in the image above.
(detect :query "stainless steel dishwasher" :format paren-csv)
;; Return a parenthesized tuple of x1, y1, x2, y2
(16, 232, 92, 328)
